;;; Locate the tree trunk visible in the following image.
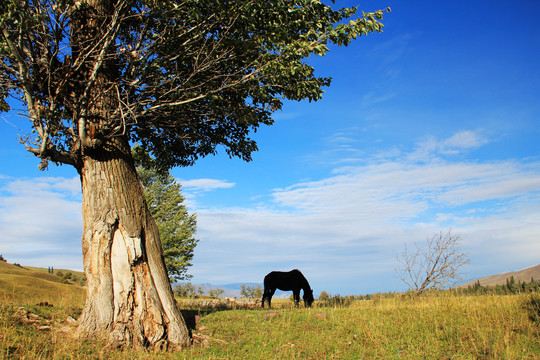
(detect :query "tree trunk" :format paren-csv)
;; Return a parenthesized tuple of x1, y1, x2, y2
(76, 136, 190, 349)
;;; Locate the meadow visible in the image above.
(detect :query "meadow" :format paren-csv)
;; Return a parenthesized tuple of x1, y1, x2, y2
(1, 261, 539, 359)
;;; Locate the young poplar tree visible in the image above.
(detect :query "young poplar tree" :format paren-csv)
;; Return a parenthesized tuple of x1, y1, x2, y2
(136, 161, 198, 283)
(1, 0, 387, 349)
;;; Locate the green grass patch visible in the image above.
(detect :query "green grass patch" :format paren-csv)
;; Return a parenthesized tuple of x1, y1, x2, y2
(190, 295, 540, 359)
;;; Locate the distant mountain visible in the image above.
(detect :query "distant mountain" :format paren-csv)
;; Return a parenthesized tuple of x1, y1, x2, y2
(459, 264, 540, 288)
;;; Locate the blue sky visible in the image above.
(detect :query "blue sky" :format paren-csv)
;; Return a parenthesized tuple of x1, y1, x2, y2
(1, 0, 539, 295)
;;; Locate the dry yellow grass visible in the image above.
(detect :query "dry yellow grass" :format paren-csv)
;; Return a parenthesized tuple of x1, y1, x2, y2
(1, 261, 539, 359)
(0, 261, 85, 307)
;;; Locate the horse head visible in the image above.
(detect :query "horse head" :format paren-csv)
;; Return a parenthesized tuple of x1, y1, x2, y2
(303, 288, 314, 307)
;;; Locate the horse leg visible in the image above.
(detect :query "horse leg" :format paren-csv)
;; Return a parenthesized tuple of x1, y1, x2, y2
(262, 288, 271, 308)
(293, 289, 300, 307)
(263, 287, 274, 308)
(266, 288, 276, 308)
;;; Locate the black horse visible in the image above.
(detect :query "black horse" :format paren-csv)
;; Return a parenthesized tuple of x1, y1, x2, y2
(262, 269, 314, 308)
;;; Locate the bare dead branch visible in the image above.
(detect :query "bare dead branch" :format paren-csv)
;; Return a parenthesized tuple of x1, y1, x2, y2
(395, 229, 470, 296)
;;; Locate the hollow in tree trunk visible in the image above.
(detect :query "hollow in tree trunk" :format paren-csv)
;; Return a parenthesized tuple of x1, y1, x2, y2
(75, 137, 190, 349)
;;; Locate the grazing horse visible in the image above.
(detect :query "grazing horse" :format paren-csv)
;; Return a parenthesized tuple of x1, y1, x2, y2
(262, 269, 314, 308)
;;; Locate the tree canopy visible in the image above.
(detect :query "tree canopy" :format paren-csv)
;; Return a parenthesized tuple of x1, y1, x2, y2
(1, 0, 388, 171)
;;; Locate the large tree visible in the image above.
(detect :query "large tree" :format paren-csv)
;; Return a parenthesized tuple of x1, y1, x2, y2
(0, 0, 387, 349)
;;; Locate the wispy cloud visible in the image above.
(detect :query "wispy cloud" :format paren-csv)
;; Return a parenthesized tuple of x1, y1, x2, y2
(369, 33, 414, 80)
(410, 130, 490, 160)
(1, 128, 538, 294)
(443, 130, 489, 150)
(359, 91, 396, 109)
(2, 176, 81, 198)
(271, 111, 301, 121)
(180, 178, 235, 191)
(186, 130, 540, 293)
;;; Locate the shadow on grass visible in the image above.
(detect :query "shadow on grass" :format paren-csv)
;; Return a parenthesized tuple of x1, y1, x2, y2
(523, 294, 540, 323)
(180, 308, 233, 335)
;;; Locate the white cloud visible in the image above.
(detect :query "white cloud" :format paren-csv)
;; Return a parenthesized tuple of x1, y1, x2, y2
(190, 206, 410, 291)
(0, 176, 83, 269)
(272, 160, 536, 215)
(1, 128, 539, 294)
(3, 176, 81, 198)
(410, 130, 490, 160)
(180, 178, 235, 191)
(187, 143, 540, 293)
(443, 130, 488, 150)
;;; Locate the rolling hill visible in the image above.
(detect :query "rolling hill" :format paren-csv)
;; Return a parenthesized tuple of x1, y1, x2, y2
(459, 264, 540, 288)
(0, 261, 85, 305)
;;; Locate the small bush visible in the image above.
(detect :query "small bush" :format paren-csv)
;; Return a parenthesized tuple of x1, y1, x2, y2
(317, 294, 354, 308)
(318, 291, 330, 302)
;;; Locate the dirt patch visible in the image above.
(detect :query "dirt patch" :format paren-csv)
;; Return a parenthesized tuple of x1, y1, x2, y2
(313, 313, 328, 319)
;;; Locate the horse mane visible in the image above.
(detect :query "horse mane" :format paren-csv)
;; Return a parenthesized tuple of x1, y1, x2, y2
(291, 269, 311, 290)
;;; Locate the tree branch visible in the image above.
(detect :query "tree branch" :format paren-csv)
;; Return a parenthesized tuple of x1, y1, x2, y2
(78, 0, 128, 150)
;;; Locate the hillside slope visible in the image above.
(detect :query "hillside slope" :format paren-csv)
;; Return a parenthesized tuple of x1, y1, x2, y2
(460, 264, 540, 287)
(0, 261, 85, 306)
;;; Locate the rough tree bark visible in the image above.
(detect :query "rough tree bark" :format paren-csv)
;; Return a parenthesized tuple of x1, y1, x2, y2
(76, 136, 190, 349)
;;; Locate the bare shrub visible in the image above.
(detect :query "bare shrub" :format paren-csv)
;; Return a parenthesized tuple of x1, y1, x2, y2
(396, 229, 470, 296)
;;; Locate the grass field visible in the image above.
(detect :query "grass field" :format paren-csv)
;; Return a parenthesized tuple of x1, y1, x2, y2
(1, 261, 539, 359)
